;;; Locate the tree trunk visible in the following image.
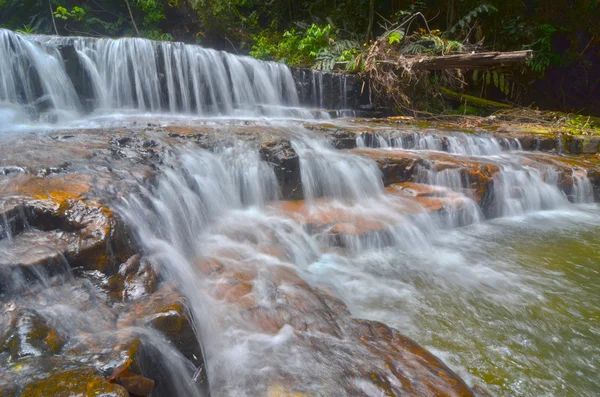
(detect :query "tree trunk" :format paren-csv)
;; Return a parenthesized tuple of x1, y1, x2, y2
(124, 0, 141, 37)
(406, 50, 533, 70)
(48, 0, 58, 35)
(365, 0, 375, 42)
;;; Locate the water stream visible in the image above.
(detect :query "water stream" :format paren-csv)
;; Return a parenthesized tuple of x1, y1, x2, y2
(1, 28, 599, 397)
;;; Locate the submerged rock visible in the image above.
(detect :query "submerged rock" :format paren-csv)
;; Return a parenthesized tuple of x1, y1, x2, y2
(260, 140, 303, 200)
(1, 309, 65, 360)
(119, 285, 207, 384)
(20, 369, 129, 397)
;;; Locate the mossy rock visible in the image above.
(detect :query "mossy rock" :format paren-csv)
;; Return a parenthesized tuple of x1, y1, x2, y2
(20, 369, 128, 397)
(1, 310, 65, 360)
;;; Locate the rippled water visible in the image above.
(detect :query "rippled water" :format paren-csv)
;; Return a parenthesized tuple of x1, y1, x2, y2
(311, 206, 600, 396)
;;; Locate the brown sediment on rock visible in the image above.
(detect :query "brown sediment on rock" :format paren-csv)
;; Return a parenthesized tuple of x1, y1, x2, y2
(351, 148, 498, 203)
(20, 369, 130, 397)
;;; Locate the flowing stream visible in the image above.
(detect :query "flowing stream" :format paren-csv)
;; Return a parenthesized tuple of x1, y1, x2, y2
(1, 29, 599, 397)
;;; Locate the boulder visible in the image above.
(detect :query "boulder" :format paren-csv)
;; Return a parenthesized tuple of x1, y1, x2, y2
(260, 140, 303, 200)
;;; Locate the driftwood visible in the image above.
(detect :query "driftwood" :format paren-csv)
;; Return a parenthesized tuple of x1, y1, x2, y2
(408, 50, 532, 70)
(375, 50, 532, 71)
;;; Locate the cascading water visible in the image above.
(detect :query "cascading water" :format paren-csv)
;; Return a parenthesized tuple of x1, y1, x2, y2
(356, 130, 520, 155)
(2, 24, 600, 397)
(0, 29, 329, 131)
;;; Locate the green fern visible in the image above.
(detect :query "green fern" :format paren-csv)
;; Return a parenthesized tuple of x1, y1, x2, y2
(402, 34, 444, 55)
(476, 70, 511, 96)
(314, 39, 361, 71)
(447, 4, 498, 37)
(444, 40, 463, 53)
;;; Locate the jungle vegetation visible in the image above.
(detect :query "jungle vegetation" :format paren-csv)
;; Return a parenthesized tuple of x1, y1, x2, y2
(1, 0, 598, 114)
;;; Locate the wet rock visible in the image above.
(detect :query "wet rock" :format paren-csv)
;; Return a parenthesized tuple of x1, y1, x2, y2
(0, 230, 73, 293)
(1, 309, 65, 360)
(349, 319, 476, 397)
(120, 286, 203, 367)
(581, 137, 600, 154)
(100, 255, 158, 301)
(260, 140, 304, 200)
(112, 373, 155, 396)
(351, 148, 498, 205)
(303, 123, 357, 149)
(20, 369, 129, 397)
(0, 178, 136, 293)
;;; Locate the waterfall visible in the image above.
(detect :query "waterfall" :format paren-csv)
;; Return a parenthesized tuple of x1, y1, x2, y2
(0, 29, 80, 124)
(572, 169, 594, 203)
(491, 164, 569, 217)
(0, 29, 324, 130)
(357, 131, 508, 155)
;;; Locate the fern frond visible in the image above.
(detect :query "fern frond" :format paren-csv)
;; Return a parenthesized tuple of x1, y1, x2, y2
(447, 4, 498, 37)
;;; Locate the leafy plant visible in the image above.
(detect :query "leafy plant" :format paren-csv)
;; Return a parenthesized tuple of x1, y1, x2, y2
(472, 69, 511, 95)
(15, 24, 36, 34)
(144, 29, 173, 41)
(525, 24, 562, 75)
(314, 39, 361, 71)
(565, 115, 597, 135)
(53, 5, 86, 21)
(402, 34, 463, 56)
(446, 4, 497, 37)
(137, 0, 166, 26)
(388, 31, 403, 45)
(251, 23, 338, 67)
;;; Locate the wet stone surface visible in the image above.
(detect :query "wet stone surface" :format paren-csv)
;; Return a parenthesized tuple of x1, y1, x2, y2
(1, 119, 598, 396)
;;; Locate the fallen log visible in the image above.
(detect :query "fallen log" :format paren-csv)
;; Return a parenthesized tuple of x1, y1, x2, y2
(407, 50, 532, 71)
(439, 87, 512, 109)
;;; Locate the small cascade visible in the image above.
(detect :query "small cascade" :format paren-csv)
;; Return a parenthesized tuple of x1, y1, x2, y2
(119, 144, 326, 396)
(572, 169, 594, 203)
(415, 166, 483, 225)
(291, 136, 384, 202)
(446, 135, 503, 156)
(490, 164, 569, 217)
(356, 131, 511, 155)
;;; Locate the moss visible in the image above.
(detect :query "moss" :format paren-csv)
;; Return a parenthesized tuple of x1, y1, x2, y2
(21, 369, 128, 397)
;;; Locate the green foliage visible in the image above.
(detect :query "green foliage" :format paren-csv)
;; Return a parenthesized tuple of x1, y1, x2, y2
(15, 24, 36, 34)
(446, 4, 498, 37)
(525, 24, 562, 74)
(565, 115, 598, 135)
(53, 5, 86, 21)
(402, 34, 463, 56)
(472, 70, 511, 96)
(137, 0, 166, 26)
(314, 39, 361, 71)
(144, 29, 173, 41)
(388, 31, 403, 45)
(251, 24, 337, 67)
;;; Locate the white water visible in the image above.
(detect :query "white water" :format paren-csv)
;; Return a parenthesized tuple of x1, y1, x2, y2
(116, 125, 598, 396)
(2, 27, 599, 397)
(0, 29, 331, 133)
(357, 130, 522, 155)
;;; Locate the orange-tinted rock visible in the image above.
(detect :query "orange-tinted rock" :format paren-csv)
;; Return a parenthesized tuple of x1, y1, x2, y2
(20, 369, 129, 397)
(107, 255, 158, 301)
(120, 286, 204, 369)
(1, 309, 65, 360)
(113, 374, 155, 397)
(350, 149, 498, 202)
(351, 319, 475, 397)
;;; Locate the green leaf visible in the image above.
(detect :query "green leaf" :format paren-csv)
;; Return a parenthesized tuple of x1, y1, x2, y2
(388, 31, 403, 45)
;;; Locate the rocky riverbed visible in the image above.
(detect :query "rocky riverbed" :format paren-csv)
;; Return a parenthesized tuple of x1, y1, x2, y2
(1, 117, 599, 397)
